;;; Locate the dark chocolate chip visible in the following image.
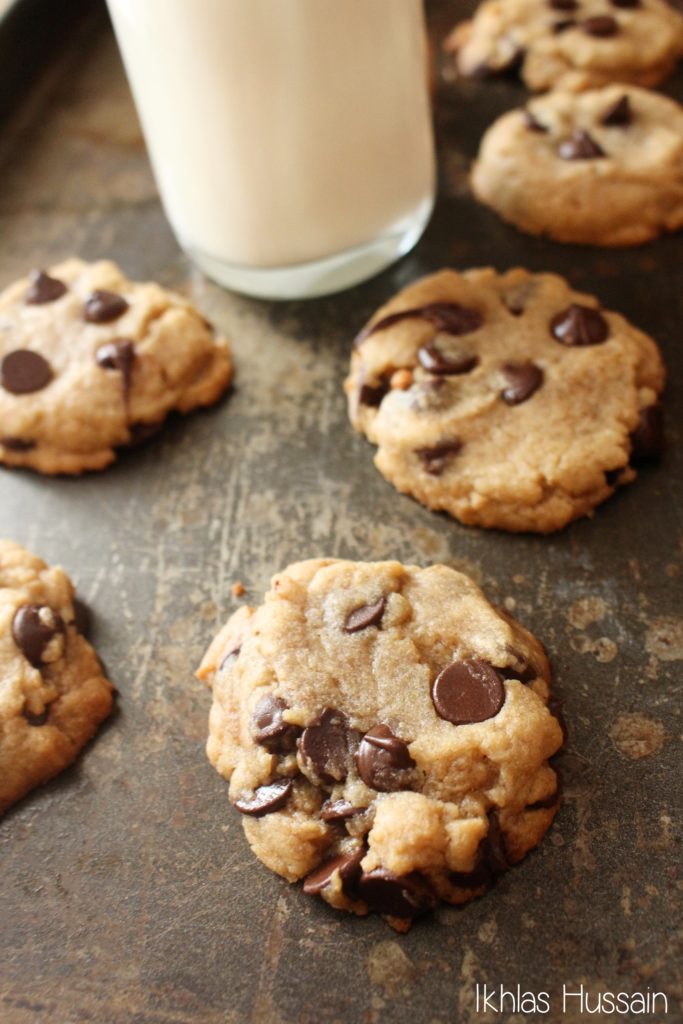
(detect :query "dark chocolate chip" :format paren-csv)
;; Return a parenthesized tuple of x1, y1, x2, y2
(1, 350, 53, 394)
(601, 94, 632, 127)
(358, 380, 389, 407)
(12, 604, 65, 668)
(432, 659, 506, 726)
(605, 467, 624, 487)
(522, 110, 548, 133)
(233, 778, 293, 817)
(581, 14, 619, 34)
(417, 343, 478, 376)
(356, 303, 483, 345)
(25, 270, 67, 305)
(558, 130, 605, 160)
(550, 304, 609, 346)
(300, 708, 359, 784)
(320, 799, 360, 823)
(219, 643, 241, 671)
(72, 597, 91, 637)
(343, 597, 386, 634)
(630, 405, 664, 462)
(482, 811, 511, 875)
(357, 870, 437, 918)
(22, 705, 50, 727)
(0, 437, 36, 451)
(611, 0, 639, 6)
(415, 439, 462, 476)
(552, 18, 577, 31)
(356, 724, 415, 792)
(95, 339, 136, 394)
(251, 694, 300, 752)
(547, 0, 578, 8)
(303, 846, 365, 897)
(500, 362, 544, 405)
(83, 290, 129, 324)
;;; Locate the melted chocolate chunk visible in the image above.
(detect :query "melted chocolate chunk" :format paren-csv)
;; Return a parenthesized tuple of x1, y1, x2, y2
(356, 303, 483, 345)
(415, 439, 462, 476)
(357, 870, 437, 918)
(432, 659, 506, 726)
(251, 694, 300, 752)
(25, 270, 67, 305)
(300, 708, 359, 784)
(95, 339, 136, 394)
(601, 94, 632, 127)
(581, 14, 619, 33)
(12, 604, 65, 668)
(558, 130, 605, 160)
(320, 799, 360, 823)
(417, 343, 478, 376)
(550, 304, 609, 346)
(83, 290, 129, 324)
(233, 779, 293, 817)
(500, 362, 543, 406)
(356, 724, 415, 792)
(630, 405, 664, 462)
(343, 597, 386, 633)
(1, 350, 53, 394)
(0, 437, 36, 451)
(450, 812, 511, 889)
(358, 379, 389, 407)
(303, 846, 365, 897)
(22, 705, 50, 727)
(522, 110, 548, 133)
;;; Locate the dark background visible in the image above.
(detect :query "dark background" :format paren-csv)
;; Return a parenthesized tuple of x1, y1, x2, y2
(0, 1, 681, 1021)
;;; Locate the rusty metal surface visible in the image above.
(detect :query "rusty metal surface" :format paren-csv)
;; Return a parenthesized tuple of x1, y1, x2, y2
(0, 3, 681, 1022)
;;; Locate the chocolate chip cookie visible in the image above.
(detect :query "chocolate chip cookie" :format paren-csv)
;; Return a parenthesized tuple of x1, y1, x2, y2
(0, 541, 114, 814)
(445, 0, 683, 91)
(0, 259, 233, 474)
(345, 268, 665, 533)
(197, 558, 563, 929)
(472, 85, 683, 246)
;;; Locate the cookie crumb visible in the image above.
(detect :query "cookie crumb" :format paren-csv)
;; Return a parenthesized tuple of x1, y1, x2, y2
(232, 581, 246, 597)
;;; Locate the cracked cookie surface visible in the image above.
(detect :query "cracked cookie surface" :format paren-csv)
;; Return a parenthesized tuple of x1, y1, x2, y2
(345, 268, 665, 533)
(472, 86, 683, 246)
(198, 558, 564, 928)
(445, 0, 683, 91)
(0, 259, 233, 474)
(0, 541, 114, 814)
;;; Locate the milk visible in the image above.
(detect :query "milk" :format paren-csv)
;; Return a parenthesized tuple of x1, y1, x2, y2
(106, 0, 435, 297)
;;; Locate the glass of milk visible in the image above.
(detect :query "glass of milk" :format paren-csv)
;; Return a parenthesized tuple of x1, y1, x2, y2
(106, 0, 436, 299)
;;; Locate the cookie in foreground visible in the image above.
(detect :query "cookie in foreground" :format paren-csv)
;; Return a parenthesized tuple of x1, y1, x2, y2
(0, 259, 233, 474)
(472, 86, 683, 246)
(197, 559, 563, 930)
(346, 268, 665, 533)
(444, 0, 683, 92)
(0, 540, 114, 814)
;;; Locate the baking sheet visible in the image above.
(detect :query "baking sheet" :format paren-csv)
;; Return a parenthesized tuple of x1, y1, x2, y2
(0, 2, 681, 1022)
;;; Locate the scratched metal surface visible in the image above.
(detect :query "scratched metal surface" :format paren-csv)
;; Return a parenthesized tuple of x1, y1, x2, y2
(0, 3, 681, 1023)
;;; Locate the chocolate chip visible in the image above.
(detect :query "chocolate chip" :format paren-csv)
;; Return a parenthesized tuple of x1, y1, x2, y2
(581, 14, 619, 34)
(630, 405, 664, 462)
(12, 604, 65, 668)
(418, 343, 478, 376)
(1, 350, 53, 394)
(500, 362, 544, 405)
(605, 467, 624, 487)
(552, 18, 577, 31)
(252, 694, 300, 752)
(522, 110, 548, 133)
(551, 304, 609, 346)
(320, 799, 360, 823)
(83, 290, 129, 324)
(356, 724, 415, 792)
(601, 94, 632, 127)
(356, 303, 483, 344)
(344, 597, 386, 634)
(358, 380, 389, 407)
(432, 659, 506, 726)
(25, 270, 67, 305)
(611, 0, 639, 6)
(233, 778, 293, 816)
(219, 643, 241, 671)
(300, 708, 359, 784)
(482, 811, 511, 875)
(303, 846, 365, 897)
(558, 130, 605, 160)
(415, 439, 462, 476)
(72, 597, 91, 637)
(22, 705, 50, 727)
(0, 437, 36, 451)
(95, 339, 136, 394)
(124, 421, 164, 448)
(547, 0, 578, 8)
(357, 870, 437, 918)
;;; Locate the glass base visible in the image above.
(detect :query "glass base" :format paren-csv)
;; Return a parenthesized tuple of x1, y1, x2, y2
(182, 197, 434, 300)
